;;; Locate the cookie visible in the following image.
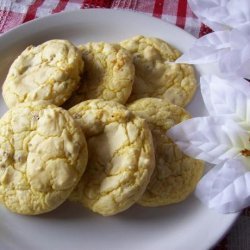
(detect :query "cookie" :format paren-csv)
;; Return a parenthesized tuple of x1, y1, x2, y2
(128, 98, 204, 206)
(2, 39, 83, 108)
(69, 99, 155, 216)
(0, 102, 88, 215)
(64, 42, 134, 108)
(120, 35, 197, 107)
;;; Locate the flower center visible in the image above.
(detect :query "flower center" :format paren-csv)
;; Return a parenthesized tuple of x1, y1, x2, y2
(241, 149, 250, 157)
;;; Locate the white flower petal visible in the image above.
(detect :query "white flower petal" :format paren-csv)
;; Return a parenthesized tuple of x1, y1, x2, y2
(195, 158, 250, 213)
(187, 0, 229, 31)
(188, 0, 250, 30)
(214, 24, 250, 78)
(218, 47, 250, 79)
(230, 24, 250, 49)
(226, 0, 250, 28)
(167, 117, 249, 164)
(176, 31, 230, 64)
(200, 75, 250, 131)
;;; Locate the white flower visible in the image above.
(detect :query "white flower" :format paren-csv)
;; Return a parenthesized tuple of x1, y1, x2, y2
(170, 0, 250, 212)
(167, 75, 250, 213)
(188, 0, 250, 31)
(176, 0, 250, 78)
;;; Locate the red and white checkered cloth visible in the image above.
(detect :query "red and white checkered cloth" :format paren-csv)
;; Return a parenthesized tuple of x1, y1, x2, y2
(0, 0, 212, 37)
(0, 1, 249, 250)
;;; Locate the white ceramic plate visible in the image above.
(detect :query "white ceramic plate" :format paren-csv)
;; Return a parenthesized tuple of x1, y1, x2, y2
(0, 9, 238, 250)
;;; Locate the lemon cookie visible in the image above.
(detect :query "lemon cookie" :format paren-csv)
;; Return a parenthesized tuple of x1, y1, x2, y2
(2, 39, 83, 108)
(0, 102, 88, 215)
(128, 98, 204, 206)
(64, 42, 134, 108)
(120, 35, 197, 107)
(69, 99, 155, 216)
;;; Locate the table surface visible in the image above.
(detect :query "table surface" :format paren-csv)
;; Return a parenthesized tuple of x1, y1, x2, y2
(0, 1, 249, 250)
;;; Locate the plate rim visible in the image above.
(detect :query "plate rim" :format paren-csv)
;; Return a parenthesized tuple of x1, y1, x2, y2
(0, 8, 240, 250)
(0, 8, 197, 40)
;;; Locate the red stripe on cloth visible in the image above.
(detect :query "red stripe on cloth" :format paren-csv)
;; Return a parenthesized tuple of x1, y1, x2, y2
(23, 0, 45, 22)
(81, 0, 94, 8)
(82, 0, 112, 8)
(176, 0, 187, 29)
(153, 0, 164, 18)
(52, 0, 70, 14)
(199, 23, 213, 37)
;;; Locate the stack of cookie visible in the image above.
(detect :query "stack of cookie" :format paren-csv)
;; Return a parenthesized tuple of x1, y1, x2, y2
(0, 36, 204, 216)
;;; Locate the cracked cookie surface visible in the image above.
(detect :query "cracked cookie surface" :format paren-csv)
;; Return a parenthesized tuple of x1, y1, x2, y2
(128, 98, 204, 206)
(69, 99, 155, 216)
(2, 39, 83, 108)
(120, 35, 197, 107)
(64, 42, 134, 108)
(0, 102, 88, 214)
